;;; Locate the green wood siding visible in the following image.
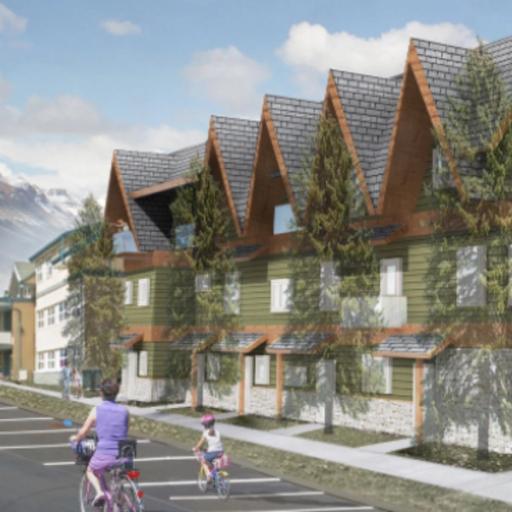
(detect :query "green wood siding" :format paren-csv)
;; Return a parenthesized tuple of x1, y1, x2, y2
(139, 342, 191, 379)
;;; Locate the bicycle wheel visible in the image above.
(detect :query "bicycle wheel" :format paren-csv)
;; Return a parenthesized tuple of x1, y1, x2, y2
(215, 473, 231, 500)
(79, 473, 99, 512)
(197, 466, 208, 493)
(113, 476, 143, 512)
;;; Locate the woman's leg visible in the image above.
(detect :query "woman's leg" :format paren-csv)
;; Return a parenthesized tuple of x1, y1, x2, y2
(86, 467, 104, 497)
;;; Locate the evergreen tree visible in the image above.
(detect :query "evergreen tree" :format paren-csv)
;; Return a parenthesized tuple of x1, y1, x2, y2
(426, 43, 512, 456)
(64, 195, 123, 380)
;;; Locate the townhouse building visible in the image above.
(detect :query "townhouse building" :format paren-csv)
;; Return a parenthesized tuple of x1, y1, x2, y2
(0, 296, 12, 377)
(105, 35, 512, 453)
(30, 231, 74, 385)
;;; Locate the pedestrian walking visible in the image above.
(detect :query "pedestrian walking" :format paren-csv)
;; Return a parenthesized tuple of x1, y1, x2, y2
(61, 361, 72, 400)
(72, 367, 83, 398)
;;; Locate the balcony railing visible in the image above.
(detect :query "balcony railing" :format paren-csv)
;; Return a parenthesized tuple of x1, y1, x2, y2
(0, 332, 12, 349)
(341, 295, 408, 328)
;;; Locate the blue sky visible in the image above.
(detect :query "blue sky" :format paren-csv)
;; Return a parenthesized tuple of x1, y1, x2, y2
(0, 0, 510, 199)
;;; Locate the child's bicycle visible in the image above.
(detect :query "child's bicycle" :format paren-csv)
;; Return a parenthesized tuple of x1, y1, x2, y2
(194, 449, 231, 499)
(72, 436, 145, 511)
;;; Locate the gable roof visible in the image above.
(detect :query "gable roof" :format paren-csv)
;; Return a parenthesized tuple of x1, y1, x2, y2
(114, 142, 205, 252)
(210, 116, 259, 230)
(14, 261, 34, 282)
(265, 95, 323, 207)
(330, 70, 401, 208)
(29, 229, 75, 263)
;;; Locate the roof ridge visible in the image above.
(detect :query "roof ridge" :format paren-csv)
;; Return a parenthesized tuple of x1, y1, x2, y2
(411, 36, 473, 52)
(484, 34, 512, 49)
(265, 93, 322, 106)
(212, 114, 259, 124)
(331, 68, 401, 83)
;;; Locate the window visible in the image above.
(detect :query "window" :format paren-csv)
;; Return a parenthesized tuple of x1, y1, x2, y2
(206, 353, 221, 381)
(254, 355, 270, 386)
(361, 354, 392, 395)
(273, 204, 298, 235)
(270, 278, 292, 313)
(36, 266, 43, 282)
(37, 310, 45, 329)
(59, 349, 67, 368)
(47, 351, 55, 370)
(47, 306, 55, 326)
(285, 364, 309, 388)
(46, 263, 53, 280)
(320, 261, 341, 311)
(138, 351, 148, 377)
(37, 352, 45, 370)
(456, 245, 486, 307)
(380, 258, 403, 296)
(124, 281, 133, 305)
(175, 223, 194, 249)
(137, 278, 150, 307)
(195, 273, 211, 293)
(58, 303, 66, 322)
(224, 272, 241, 315)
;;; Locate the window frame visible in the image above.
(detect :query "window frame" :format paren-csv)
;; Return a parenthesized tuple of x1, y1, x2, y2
(380, 258, 403, 297)
(47, 306, 55, 326)
(253, 355, 271, 386)
(456, 245, 486, 308)
(137, 278, 150, 307)
(319, 261, 341, 312)
(138, 350, 148, 377)
(224, 271, 241, 315)
(361, 353, 392, 395)
(124, 281, 133, 305)
(270, 278, 292, 313)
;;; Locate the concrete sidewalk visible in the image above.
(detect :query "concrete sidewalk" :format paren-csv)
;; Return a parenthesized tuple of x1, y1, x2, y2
(3, 380, 512, 506)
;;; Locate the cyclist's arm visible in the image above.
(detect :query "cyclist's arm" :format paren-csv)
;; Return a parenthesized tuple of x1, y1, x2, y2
(74, 407, 96, 442)
(193, 433, 206, 451)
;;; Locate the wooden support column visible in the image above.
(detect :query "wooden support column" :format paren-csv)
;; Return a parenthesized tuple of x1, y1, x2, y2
(191, 351, 198, 409)
(238, 353, 245, 416)
(414, 359, 425, 442)
(276, 353, 284, 418)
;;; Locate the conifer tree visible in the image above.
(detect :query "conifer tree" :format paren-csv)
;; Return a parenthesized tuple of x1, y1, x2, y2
(64, 195, 123, 380)
(426, 43, 512, 456)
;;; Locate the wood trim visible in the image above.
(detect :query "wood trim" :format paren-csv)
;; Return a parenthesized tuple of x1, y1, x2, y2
(208, 118, 243, 236)
(244, 107, 266, 234)
(262, 98, 298, 213)
(238, 353, 245, 415)
(326, 71, 375, 215)
(414, 359, 425, 442)
(129, 175, 195, 199)
(275, 353, 284, 418)
(407, 42, 465, 199)
(377, 56, 410, 214)
(112, 154, 140, 249)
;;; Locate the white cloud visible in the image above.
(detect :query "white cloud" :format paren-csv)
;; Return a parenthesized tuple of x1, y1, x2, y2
(0, 3, 26, 33)
(278, 21, 479, 96)
(0, 91, 204, 199)
(183, 46, 270, 116)
(100, 19, 141, 36)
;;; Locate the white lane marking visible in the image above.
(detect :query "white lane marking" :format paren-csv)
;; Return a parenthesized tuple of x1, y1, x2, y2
(44, 454, 193, 467)
(141, 477, 281, 488)
(1, 439, 151, 451)
(241, 508, 374, 512)
(0, 406, 17, 411)
(169, 491, 324, 501)
(0, 417, 52, 422)
(0, 428, 76, 436)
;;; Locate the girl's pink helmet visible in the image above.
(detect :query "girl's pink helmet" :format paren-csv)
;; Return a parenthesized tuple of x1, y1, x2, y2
(200, 414, 215, 428)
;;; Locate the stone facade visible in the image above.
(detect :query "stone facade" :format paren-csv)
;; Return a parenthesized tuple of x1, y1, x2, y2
(203, 382, 239, 410)
(33, 370, 60, 386)
(424, 347, 512, 453)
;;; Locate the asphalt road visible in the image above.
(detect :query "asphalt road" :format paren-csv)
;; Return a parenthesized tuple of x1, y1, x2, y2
(0, 401, 383, 512)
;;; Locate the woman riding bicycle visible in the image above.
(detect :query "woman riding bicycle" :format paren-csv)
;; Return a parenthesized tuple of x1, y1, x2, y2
(193, 413, 224, 481)
(70, 378, 129, 507)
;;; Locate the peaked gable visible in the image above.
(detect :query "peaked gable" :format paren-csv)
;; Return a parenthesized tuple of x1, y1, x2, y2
(208, 116, 259, 234)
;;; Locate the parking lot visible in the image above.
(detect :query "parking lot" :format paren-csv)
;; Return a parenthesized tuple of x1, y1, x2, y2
(0, 402, 382, 511)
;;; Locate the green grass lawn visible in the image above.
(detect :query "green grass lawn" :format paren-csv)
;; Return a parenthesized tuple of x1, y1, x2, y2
(158, 405, 228, 417)
(300, 425, 402, 447)
(397, 442, 512, 472)
(221, 414, 302, 430)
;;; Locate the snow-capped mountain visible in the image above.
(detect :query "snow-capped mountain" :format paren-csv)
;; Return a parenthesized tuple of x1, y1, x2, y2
(0, 173, 80, 292)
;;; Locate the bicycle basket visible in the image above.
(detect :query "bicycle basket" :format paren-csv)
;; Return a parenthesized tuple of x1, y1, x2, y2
(73, 436, 97, 465)
(214, 454, 231, 469)
(118, 438, 137, 459)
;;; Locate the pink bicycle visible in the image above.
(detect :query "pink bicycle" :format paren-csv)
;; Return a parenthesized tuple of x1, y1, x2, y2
(194, 449, 231, 499)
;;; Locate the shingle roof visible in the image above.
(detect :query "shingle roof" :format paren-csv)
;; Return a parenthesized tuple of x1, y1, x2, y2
(269, 332, 332, 353)
(331, 70, 401, 207)
(375, 334, 445, 357)
(170, 332, 212, 351)
(212, 116, 259, 227)
(413, 37, 512, 154)
(370, 224, 402, 241)
(266, 95, 323, 204)
(212, 332, 265, 352)
(115, 143, 205, 252)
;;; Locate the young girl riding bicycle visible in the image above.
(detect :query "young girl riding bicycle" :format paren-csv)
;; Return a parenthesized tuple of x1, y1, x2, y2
(193, 413, 224, 481)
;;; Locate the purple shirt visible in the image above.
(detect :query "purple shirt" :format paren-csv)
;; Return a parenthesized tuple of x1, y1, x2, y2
(95, 400, 129, 456)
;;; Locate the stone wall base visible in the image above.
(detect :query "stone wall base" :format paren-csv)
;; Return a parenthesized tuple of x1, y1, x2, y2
(33, 371, 60, 386)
